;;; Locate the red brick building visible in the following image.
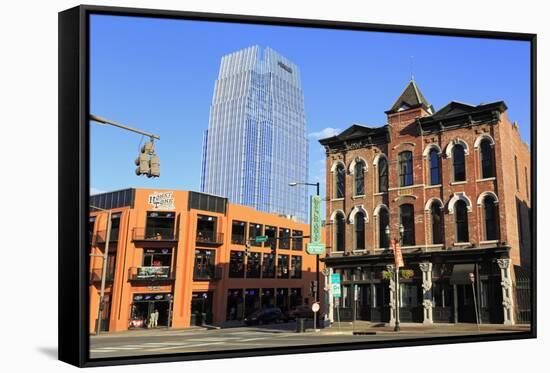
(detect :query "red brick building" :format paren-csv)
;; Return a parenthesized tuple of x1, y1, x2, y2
(319, 80, 531, 325)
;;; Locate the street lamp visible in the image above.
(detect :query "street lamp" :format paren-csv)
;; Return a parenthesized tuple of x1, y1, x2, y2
(89, 204, 113, 335)
(386, 224, 404, 332)
(289, 181, 321, 326)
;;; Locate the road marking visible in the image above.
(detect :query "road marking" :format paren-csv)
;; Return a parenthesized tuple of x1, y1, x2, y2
(147, 342, 224, 351)
(239, 337, 267, 342)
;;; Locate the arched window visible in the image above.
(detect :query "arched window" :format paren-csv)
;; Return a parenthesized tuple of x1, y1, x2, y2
(455, 200, 469, 242)
(400, 204, 415, 246)
(480, 139, 494, 179)
(430, 201, 443, 244)
(483, 195, 498, 240)
(452, 144, 466, 182)
(399, 151, 413, 187)
(335, 212, 346, 251)
(354, 161, 365, 196)
(429, 149, 441, 185)
(335, 164, 345, 198)
(378, 157, 388, 192)
(379, 208, 389, 248)
(355, 211, 365, 250)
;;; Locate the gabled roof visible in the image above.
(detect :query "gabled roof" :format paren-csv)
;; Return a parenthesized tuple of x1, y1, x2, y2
(318, 123, 390, 149)
(430, 101, 476, 119)
(386, 80, 434, 114)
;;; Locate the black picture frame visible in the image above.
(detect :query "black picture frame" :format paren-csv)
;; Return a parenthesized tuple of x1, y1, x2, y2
(58, 4, 537, 368)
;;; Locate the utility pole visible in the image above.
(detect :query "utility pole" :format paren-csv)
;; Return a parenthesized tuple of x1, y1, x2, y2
(90, 205, 112, 335)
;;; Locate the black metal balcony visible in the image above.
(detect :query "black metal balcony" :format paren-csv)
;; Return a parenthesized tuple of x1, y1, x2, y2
(132, 227, 177, 242)
(193, 265, 223, 281)
(89, 268, 115, 283)
(128, 266, 176, 282)
(196, 231, 224, 246)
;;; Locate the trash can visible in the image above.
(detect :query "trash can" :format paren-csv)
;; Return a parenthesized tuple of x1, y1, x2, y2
(296, 318, 306, 333)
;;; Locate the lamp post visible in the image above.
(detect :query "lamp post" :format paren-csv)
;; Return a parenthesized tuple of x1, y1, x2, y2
(90, 205, 112, 335)
(289, 181, 321, 326)
(386, 223, 404, 332)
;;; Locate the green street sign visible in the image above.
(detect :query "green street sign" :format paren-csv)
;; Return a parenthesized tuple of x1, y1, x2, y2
(306, 242, 326, 255)
(254, 235, 268, 243)
(310, 195, 322, 244)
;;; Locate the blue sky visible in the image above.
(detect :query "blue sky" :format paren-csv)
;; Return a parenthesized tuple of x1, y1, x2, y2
(90, 14, 531, 198)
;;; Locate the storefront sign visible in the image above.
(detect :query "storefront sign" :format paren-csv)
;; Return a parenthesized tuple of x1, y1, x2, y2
(393, 239, 404, 268)
(331, 273, 341, 298)
(148, 191, 175, 210)
(137, 266, 170, 278)
(310, 195, 322, 244)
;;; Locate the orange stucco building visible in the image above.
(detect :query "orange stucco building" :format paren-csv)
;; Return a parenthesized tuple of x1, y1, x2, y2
(88, 188, 322, 333)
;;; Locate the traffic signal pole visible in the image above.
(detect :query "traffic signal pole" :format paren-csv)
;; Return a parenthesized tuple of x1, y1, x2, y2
(90, 114, 160, 140)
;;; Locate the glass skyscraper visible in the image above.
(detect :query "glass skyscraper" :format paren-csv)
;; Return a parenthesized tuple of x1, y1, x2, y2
(201, 46, 308, 222)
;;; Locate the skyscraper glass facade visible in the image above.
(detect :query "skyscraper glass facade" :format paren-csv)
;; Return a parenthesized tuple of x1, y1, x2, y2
(201, 46, 308, 222)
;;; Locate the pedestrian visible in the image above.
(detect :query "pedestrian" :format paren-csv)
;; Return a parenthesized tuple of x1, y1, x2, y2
(153, 309, 159, 328)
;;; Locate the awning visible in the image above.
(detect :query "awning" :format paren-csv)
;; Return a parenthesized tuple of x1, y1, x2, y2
(449, 264, 475, 285)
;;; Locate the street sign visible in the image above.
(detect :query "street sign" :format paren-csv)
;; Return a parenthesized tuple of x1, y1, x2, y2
(306, 242, 326, 255)
(331, 273, 341, 298)
(312, 302, 320, 313)
(310, 195, 323, 244)
(254, 235, 268, 243)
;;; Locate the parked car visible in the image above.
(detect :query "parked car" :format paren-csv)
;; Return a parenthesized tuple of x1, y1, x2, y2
(288, 304, 314, 320)
(243, 307, 286, 325)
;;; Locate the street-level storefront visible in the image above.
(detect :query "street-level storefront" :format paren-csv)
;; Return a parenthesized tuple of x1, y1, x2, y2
(191, 291, 214, 325)
(129, 293, 173, 329)
(324, 246, 512, 325)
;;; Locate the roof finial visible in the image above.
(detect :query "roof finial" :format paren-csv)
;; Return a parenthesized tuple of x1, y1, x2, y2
(410, 55, 415, 82)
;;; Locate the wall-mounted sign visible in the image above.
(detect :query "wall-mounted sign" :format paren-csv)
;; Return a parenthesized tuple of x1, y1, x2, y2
(148, 191, 175, 210)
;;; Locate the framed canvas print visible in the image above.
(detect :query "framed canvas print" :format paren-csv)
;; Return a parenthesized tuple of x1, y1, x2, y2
(58, 4, 536, 367)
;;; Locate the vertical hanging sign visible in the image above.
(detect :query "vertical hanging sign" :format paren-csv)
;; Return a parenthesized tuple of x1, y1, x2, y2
(307, 195, 325, 255)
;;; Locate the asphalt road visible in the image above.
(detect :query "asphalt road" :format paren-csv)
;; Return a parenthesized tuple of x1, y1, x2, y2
(89, 322, 527, 358)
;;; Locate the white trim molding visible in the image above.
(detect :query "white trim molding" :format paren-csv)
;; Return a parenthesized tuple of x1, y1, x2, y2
(330, 160, 346, 173)
(424, 197, 444, 212)
(349, 156, 368, 175)
(349, 205, 369, 224)
(373, 204, 389, 217)
(372, 153, 388, 167)
(330, 209, 346, 223)
(473, 133, 495, 149)
(422, 143, 442, 157)
(477, 190, 499, 206)
(445, 138, 470, 158)
(448, 192, 473, 214)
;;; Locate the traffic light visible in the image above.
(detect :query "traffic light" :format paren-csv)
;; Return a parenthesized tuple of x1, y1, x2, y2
(244, 242, 251, 257)
(135, 141, 160, 178)
(310, 281, 318, 297)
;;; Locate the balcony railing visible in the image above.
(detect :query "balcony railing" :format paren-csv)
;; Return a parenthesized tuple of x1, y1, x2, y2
(231, 235, 246, 245)
(128, 266, 175, 281)
(196, 231, 224, 246)
(95, 230, 119, 244)
(193, 265, 223, 281)
(132, 227, 177, 242)
(89, 268, 115, 283)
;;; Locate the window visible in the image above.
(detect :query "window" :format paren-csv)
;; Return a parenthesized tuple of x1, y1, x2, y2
(277, 254, 290, 278)
(378, 157, 388, 192)
(355, 211, 366, 250)
(514, 156, 519, 190)
(483, 195, 498, 241)
(400, 283, 418, 307)
(430, 201, 443, 244)
(109, 213, 121, 242)
(196, 215, 217, 243)
(399, 151, 413, 187)
(279, 228, 291, 249)
(262, 253, 275, 278)
(265, 225, 277, 249)
(143, 248, 172, 267)
(455, 200, 469, 242)
(452, 144, 466, 182)
(400, 204, 415, 246)
(432, 282, 452, 307)
(379, 208, 389, 248)
(231, 220, 246, 245)
(89, 217, 95, 246)
(248, 223, 263, 247)
(193, 249, 214, 280)
(354, 161, 365, 196)
(335, 163, 345, 198)
(229, 251, 245, 278)
(517, 201, 524, 244)
(145, 211, 175, 240)
(429, 149, 441, 185)
(334, 212, 346, 251)
(246, 252, 261, 278)
(291, 256, 302, 278)
(292, 230, 303, 250)
(479, 139, 494, 179)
